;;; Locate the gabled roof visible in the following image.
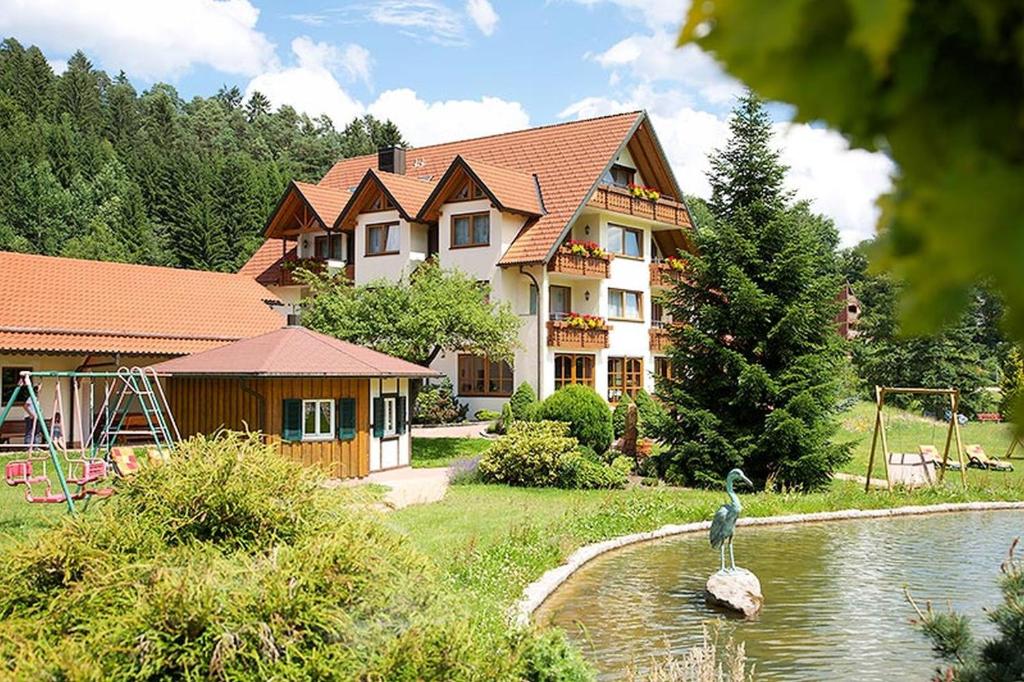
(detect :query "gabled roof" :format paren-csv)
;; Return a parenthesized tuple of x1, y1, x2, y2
(333, 169, 435, 229)
(319, 111, 656, 264)
(150, 325, 439, 377)
(418, 155, 543, 222)
(264, 181, 351, 239)
(0, 251, 284, 356)
(239, 239, 294, 286)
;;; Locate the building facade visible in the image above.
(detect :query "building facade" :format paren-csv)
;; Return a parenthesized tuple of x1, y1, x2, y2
(241, 112, 695, 414)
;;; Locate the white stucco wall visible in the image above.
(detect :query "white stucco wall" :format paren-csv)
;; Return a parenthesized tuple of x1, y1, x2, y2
(368, 377, 411, 470)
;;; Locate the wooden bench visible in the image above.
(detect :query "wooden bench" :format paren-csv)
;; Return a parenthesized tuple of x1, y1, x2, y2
(1, 420, 26, 445)
(977, 412, 1003, 423)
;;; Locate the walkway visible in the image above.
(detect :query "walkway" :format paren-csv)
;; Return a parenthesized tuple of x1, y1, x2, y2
(412, 422, 490, 439)
(366, 466, 450, 509)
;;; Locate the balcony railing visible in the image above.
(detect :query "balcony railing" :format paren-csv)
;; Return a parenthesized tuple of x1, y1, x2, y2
(649, 324, 673, 353)
(589, 184, 693, 228)
(650, 260, 686, 288)
(547, 316, 610, 349)
(278, 258, 353, 286)
(548, 249, 610, 278)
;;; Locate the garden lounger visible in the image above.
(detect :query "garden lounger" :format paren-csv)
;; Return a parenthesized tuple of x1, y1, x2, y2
(110, 446, 141, 477)
(966, 444, 1013, 471)
(918, 445, 962, 471)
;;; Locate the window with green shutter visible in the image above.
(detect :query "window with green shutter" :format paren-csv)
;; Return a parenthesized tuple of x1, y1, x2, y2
(372, 397, 384, 438)
(337, 397, 356, 441)
(282, 399, 302, 442)
(396, 396, 407, 434)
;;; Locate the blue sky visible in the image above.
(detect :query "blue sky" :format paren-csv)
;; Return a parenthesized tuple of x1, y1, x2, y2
(0, 0, 893, 245)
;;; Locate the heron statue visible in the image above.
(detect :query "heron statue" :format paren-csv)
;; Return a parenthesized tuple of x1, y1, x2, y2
(709, 468, 753, 573)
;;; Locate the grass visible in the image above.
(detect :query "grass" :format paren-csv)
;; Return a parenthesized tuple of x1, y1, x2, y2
(411, 436, 491, 468)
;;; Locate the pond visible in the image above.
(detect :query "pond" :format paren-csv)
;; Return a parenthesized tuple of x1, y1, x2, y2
(534, 510, 1022, 681)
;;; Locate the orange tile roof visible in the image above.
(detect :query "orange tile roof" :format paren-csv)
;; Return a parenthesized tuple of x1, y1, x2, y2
(319, 111, 645, 264)
(151, 325, 439, 377)
(458, 156, 543, 215)
(293, 180, 349, 226)
(0, 251, 285, 356)
(239, 239, 295, 285)
(372, 170, 436, 219)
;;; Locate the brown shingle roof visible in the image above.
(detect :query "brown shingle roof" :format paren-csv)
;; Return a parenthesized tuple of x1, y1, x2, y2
(238, 239, 294, 285)
(150, 325, 439, 377)
(0, 251, 284, 356)
(319, 111, 645, 264)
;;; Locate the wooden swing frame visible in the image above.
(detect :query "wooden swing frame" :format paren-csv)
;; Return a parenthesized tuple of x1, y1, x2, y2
(864, 386, 968, 492)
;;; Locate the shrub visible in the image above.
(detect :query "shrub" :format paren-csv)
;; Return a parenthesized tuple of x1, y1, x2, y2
(0, 432, 587, 679)
(491, 402, 515, 435)
(633, 389, 667, 436)
(413, 377, 468, 424)
(509, 382, 539, 420)
(518, 629, 593, 682)
(478, 421, 624, 489)
(610, 455, 634, 477)
(448, 456, 483, 485)
(612, 394, 633, 438)
(475, 409, 501, 421)
(538, 385, 613, 454)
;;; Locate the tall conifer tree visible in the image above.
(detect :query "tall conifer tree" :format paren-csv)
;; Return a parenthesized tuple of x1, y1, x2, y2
(657, 92, 850, 490)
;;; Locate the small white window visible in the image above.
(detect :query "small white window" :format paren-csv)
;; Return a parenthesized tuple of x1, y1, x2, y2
(383, 396, 397, 436)
(302, 399, 334, 440)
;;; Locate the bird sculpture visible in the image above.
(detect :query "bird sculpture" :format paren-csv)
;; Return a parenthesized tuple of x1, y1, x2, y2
(709, 468, 753, 573)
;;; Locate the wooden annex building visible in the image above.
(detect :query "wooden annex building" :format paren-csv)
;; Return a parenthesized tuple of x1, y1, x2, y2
(151, 326, 438, 478)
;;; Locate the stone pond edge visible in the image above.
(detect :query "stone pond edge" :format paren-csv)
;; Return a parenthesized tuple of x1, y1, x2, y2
(511, 500, 1024, 627)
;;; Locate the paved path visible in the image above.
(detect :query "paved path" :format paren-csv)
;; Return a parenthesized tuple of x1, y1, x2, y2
(365, 466, 450, 509)
(412, 422, 490, 439)
(833, 471, 888, 488)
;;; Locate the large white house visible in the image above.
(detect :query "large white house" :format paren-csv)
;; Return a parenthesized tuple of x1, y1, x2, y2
(240, 111, 694, 415)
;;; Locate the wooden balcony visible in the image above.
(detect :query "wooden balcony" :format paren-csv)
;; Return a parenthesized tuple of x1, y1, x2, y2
(277, 259, 353, 286)
(547, 249, 610, 278)
(547, 320, 610, 349)
(588, 184, 692, 228)
(649, 324, 673, 353)
(650, 261, 685, 288)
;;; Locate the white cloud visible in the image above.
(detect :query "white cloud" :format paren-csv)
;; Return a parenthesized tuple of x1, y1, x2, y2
(245, 37, 364, 125)
(46, 58, 67, 75)
(559, 89, 894, 245)
(466, 0, 499, 36)
(0, 0, 276, 79)
(368, 89, 529, 145)
(361, 0, 466, 46)
(246, 44, 529, 146)
(567, 0, 685, 31)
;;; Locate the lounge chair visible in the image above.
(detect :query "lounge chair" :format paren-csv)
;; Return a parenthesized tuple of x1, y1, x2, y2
(918, 445, 962, 471)
(110, 446, 140, 477)
(966, 444, 1013, 471)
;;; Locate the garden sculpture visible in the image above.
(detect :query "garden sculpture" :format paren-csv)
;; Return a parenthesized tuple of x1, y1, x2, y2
(709, 468, 753, 572)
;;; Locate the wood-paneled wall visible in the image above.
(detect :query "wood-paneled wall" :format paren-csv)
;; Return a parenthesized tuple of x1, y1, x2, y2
(164, 376, 370, 478)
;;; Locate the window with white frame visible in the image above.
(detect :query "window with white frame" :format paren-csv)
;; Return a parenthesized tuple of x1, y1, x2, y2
(302, 399, 334, 440)
(382, 396, 397, 436)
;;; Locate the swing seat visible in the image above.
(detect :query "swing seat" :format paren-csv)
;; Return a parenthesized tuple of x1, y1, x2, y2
(888, 452, 935, 488)
(5, 460, 47, 486)
(110, 447, 140, 477)
(66, 459, 107, 485)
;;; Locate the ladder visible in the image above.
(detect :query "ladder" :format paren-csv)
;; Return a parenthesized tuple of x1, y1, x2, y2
(96, 367, 179, 456)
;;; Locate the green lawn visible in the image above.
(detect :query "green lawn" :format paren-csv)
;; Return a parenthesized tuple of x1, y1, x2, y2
(411, 436, 491, 468)
(0, 475, 68, 551)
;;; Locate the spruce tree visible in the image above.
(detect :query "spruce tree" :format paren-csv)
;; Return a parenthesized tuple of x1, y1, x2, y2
(657, 92, 850, 490)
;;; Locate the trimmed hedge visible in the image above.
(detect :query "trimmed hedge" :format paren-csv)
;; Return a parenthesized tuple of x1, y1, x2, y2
(538, 385, 613, 454)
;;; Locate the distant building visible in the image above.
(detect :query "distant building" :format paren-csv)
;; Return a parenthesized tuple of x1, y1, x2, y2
(836, 283, 862, 339)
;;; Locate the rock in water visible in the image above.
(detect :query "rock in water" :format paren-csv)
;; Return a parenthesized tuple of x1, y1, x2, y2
(705, 568, 763, 617)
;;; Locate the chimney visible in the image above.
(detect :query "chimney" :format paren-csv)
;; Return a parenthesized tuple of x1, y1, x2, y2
(378, 146, 406, 175)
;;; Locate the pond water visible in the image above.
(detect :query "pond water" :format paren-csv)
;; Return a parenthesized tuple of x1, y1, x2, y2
(534, 510, 1023, 681)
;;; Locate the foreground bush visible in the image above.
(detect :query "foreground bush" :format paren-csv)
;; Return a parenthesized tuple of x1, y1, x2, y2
(539, 385, 613, 454)
(0, 432, 590, 680)
(479, 421, 625, 489)
(510, 381, 540, 420)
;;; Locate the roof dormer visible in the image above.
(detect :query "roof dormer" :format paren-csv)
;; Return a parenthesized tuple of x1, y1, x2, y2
(418, 155, 544, 223)
(333, 169, 435, 230)
(264, 181, 349, 240)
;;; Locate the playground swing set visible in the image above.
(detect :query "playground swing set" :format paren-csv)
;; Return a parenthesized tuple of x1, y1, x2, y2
(865, 385, 1013, 492)
(0, 366, 179, 513)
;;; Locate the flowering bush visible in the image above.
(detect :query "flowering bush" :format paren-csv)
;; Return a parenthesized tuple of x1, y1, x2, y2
(561, 240, 610, 260)
(628, 183, 661, 201)
(562, 312, 606, 330)
(663, 255, 687, 271)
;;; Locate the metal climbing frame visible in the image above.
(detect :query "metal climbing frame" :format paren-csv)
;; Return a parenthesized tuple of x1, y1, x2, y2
(0, 367, 179, 513)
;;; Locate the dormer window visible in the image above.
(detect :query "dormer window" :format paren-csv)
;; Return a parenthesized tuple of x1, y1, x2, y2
(605, 163, 635, 188)
(454, 180, 486, 201)
(369, 194, 395, 211)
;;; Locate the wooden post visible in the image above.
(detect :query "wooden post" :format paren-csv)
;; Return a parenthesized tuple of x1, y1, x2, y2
(951, 391, 968, 488)
(877, 388, 892, 491)
(938, 392, 956, 484)
(865, 386, 889, 492)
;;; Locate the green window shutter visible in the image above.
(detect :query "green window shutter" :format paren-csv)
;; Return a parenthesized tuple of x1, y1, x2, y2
(337, 398, 356, 441)
(282, 399, 302, 442)
(396, 396, 407, 434)
(372, 397, 384, 438)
